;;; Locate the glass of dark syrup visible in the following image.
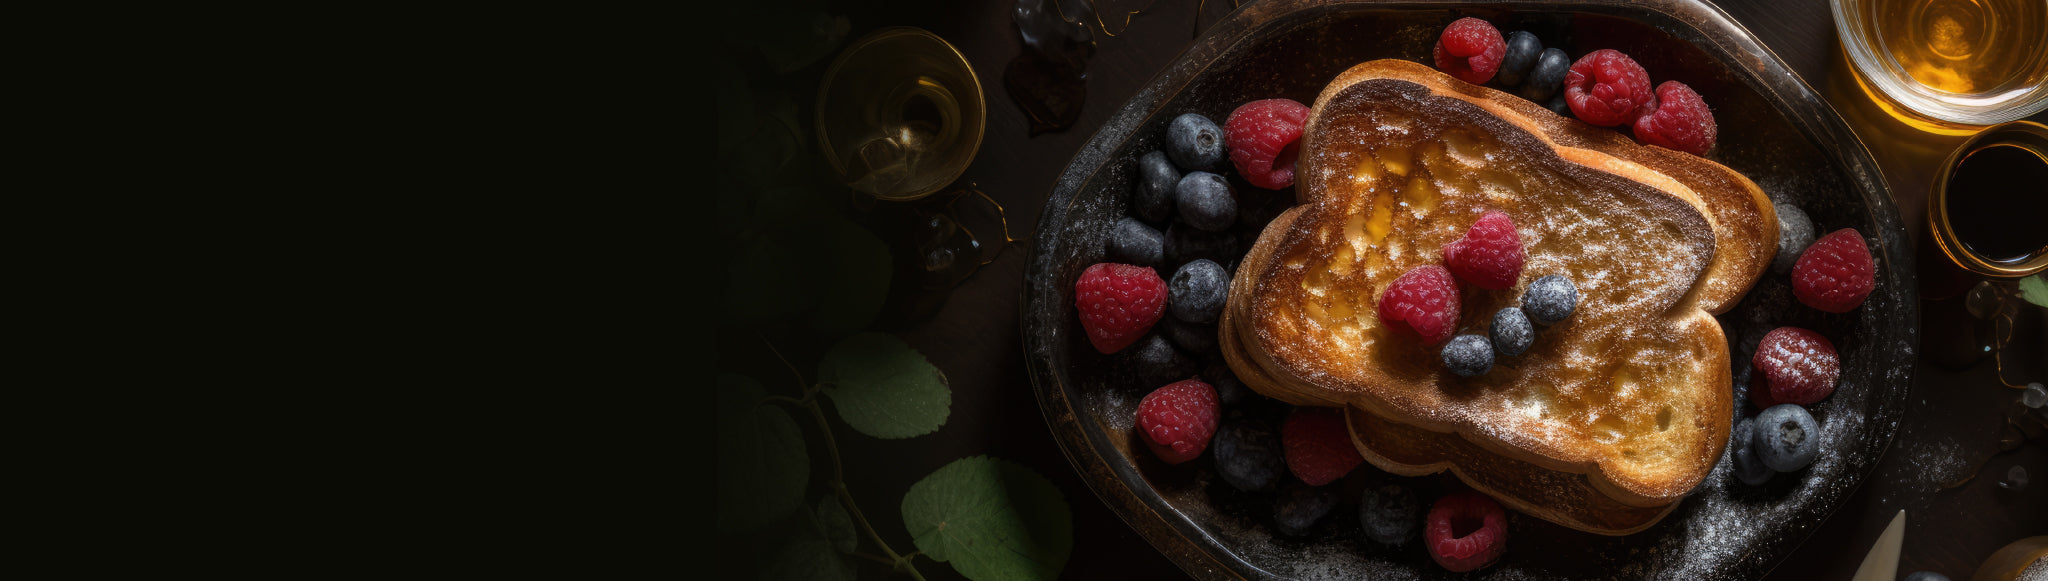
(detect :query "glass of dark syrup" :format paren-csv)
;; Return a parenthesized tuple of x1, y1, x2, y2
(1929, 120, 2048, 278)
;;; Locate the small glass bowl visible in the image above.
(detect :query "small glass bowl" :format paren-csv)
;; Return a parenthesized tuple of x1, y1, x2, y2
(1829, 0, 2048, 127)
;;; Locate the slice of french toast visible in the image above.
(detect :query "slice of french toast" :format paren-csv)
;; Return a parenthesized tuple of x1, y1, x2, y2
(1222, 60, 1775, 512)
(1344, 406, 1678, 535)
(1222, 288, 1682, 535)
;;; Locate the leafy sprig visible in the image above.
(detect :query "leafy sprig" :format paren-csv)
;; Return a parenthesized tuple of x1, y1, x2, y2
(718, 10, 1072, 576)
(720, 334, 1072, 581)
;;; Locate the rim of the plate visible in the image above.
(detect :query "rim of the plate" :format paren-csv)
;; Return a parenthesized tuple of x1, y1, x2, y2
(1020, 1, 1917, 578)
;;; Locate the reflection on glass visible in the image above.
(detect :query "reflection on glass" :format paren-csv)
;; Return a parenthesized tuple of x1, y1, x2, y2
(1927, 121, 2048, 278)
(1832, 0, 2048, 129)
(816, 28, 986, 201)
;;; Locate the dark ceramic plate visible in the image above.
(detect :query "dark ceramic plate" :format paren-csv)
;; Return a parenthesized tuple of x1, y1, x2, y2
(1021, 0, 1917, 578)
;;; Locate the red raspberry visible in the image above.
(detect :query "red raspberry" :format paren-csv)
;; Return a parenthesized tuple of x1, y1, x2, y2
(1792, 228, 1877, 313)
(1750, 327, 1840, 408)
(1377, 265, 1461, 345)
(1564, 49, 1657, 127)
(1075, 263, 1168, 353)
(1425, 491, 1508, 572)
(1136, 379, 1220, 465)
(1632, 81, 1718, 156)
(1224, 98, 1311, 190)
(1442, 211, 1525, 290)
(1432, 18, 1506, 85)
(1282, 407, 1361, 485)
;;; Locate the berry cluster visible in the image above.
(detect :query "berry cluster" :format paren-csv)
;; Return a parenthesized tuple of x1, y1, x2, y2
(1730, 211, 1876, 485)
(1373, 211, 1580, 378)
(1085, 102, 1314, 372)
(1432, 18, 1719, 156)
(1084, 101, 1400, 541)
(1081, 102, 1530, 560)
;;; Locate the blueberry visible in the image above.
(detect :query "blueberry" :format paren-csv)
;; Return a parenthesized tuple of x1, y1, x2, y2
(1212, 416, 1283, 491)
(1358, 484, 1423, 546)
(1204, 362, 1248, 404)
(1165, 223, 1239, 267)
(1158, 316, 1218, 354)
(1903, 572, 1951, 581)
(1490, 307, 1535, 357)
(1107, 217, 1164, 267)
(1165, 113, 1225, 171)
(1521, 274, 1579, 325)
(1772, 203, 1815, 274)
(1754, 404, 1820, 472)
(1129, 334, 1198, 387)
(1496, 31, 1544, 86)
(1998, 464, 2027, 490)
(1171, 259, 1230, 323)
(1175, 171, 1238, 232)
(1272, 479, 1338, 536)
(1519, 48, 1571, 103)
(1547, 92, 1572, 117)
(1442, 334, 1494, 377)
(1134, 151, 1181, 223)
(1731, 417, 1773, 485)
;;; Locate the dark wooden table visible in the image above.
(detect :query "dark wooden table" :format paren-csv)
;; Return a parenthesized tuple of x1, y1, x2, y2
(783, 0, 2048, 578)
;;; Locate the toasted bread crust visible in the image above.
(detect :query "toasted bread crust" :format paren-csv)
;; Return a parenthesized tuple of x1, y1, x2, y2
(1344, 406, 1679, 535)
(1225, 60, 1768, 515)
(1223, 290, 1692, 534)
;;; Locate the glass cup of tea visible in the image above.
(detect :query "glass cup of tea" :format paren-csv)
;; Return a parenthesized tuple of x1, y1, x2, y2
(1830, 0, 2048, 132)
(815, 27, 986, 202)
(1927, 120, 2048, 278)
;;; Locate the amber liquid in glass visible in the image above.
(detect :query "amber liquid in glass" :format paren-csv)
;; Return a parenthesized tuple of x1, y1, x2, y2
(1870, 0, 2047, 94)
(1944, 143, 2048, 263)
(1838, 0, 2048, 130)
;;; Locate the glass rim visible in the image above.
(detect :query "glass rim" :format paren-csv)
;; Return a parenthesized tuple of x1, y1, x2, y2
(1927, 120, 2048, 278)
(1828, 0, 2048, 126)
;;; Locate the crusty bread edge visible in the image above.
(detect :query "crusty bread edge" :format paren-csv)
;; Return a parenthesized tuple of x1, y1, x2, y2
(1345, 406, 1681, 536)
(1354, 59, 1778, 315)
(1234, 59, 1746, 507)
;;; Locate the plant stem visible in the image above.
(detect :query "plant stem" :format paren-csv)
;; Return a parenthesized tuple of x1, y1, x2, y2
(808, 397, 928, 581)
(762, 335, 926, 580)
(762, 394, 808, 408)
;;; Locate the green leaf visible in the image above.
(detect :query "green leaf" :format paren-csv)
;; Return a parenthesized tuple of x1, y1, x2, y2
(716, 375, 810, 533)
(819, 333, 950, 438)
(901, 456, 1073, 581)
(2020, 275, 2048, 308)
(810, 218, 892, 335)
(759, 538, 853, 581)
(815, 495, 857, 554)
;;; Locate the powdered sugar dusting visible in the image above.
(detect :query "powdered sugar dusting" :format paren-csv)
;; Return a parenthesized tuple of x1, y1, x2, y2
(1911, 439, 1970, 489)
(1024, 6, 1912, 579)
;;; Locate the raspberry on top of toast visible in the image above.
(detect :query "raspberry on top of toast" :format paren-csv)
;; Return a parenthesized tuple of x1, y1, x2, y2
(1226, 60, 1775, 508)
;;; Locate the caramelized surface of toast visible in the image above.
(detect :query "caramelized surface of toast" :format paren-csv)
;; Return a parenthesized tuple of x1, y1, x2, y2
(1227, 61, 1766, 507)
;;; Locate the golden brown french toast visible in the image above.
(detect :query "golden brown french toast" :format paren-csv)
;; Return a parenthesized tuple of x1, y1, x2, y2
(1344, 406, 1677, 535)
(1221, 60, 1775, 512)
